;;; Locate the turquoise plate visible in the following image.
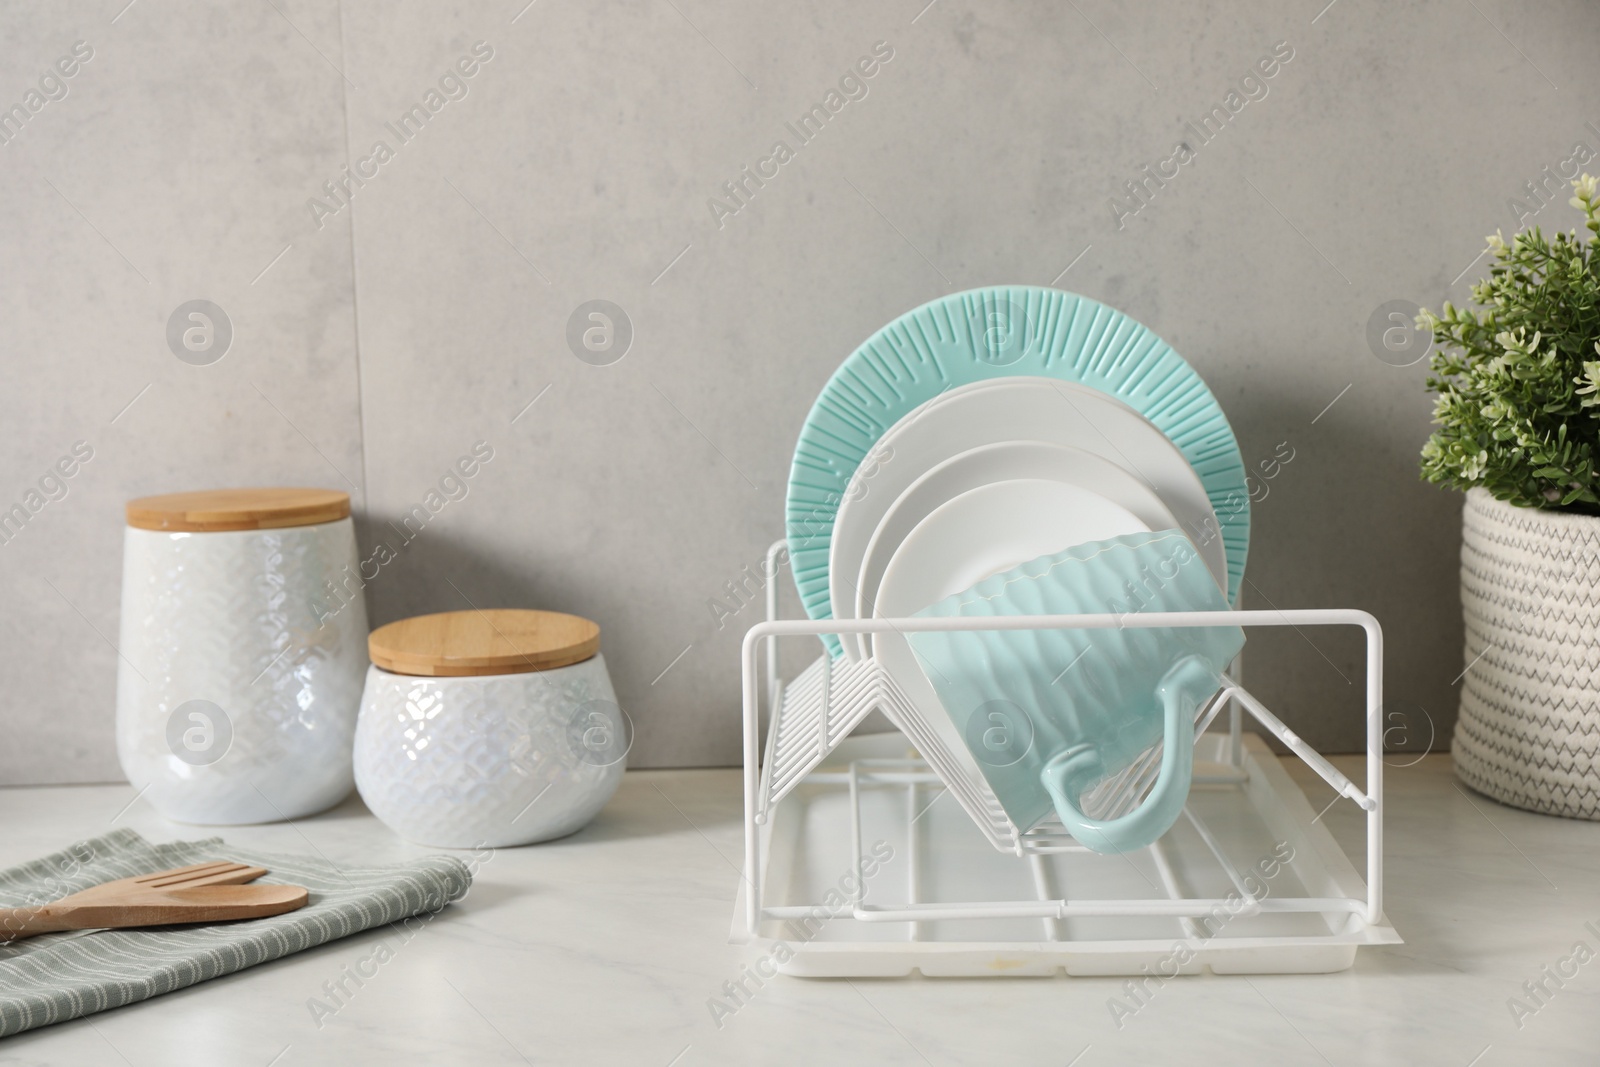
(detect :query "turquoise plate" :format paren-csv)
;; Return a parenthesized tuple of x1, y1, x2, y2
(786, 287, 1248, 657)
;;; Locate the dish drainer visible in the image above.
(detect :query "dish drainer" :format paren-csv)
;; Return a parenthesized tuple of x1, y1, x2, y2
(733, 540, 1401, 976)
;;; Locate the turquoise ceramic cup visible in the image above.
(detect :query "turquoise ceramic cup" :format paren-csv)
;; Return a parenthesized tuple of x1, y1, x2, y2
(906, 531, 1244, 853)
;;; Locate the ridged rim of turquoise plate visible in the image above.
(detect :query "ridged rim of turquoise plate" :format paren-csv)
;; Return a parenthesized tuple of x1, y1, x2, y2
(786, 286, 1249, 657)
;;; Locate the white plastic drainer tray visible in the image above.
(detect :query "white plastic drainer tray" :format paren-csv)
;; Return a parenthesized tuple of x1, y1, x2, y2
(734, 731, 1400, 977)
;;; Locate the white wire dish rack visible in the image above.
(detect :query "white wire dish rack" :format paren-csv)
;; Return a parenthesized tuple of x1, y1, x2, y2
(732, 540, 1401, 977)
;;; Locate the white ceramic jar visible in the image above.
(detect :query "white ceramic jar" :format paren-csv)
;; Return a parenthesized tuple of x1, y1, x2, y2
(354, 609, 627, 848)
(116, 489, 369, 824)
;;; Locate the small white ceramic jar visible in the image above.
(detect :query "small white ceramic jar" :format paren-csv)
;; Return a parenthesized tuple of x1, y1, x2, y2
(116, 488, 369, 824)
(354, 609, 627, 848)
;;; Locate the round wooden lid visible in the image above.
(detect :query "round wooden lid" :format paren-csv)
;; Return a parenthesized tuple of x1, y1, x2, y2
(126, 488, 350, 532)
(368, 609, 601, 677)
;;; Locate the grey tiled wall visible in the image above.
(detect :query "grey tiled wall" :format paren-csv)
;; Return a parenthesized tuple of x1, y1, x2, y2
(4, 0, 1598, 782)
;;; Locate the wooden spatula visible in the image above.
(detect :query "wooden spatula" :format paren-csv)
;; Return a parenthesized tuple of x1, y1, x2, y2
(0, 860, 309, 943)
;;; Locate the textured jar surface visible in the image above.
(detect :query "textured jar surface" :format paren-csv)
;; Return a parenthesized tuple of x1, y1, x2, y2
(116, 518, 369, 823)
(1453, 488, 1600, 819)
(353, 654, 627, 848)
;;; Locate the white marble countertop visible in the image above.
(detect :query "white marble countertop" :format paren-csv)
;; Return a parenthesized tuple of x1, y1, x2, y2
(2, 753, 1598, 1066)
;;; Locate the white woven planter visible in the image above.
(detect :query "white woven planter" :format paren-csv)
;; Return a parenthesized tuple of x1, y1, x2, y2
(1453, 487, 1600, 819)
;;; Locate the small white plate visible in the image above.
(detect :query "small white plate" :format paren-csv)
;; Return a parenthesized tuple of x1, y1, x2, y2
(848, 442, 1180, 660)
(873, 478, 1151, 621)
(827, 377, 1226, 657)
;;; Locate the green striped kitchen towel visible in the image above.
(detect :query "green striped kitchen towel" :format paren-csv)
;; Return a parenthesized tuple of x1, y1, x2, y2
(0, 828, 472, 1038)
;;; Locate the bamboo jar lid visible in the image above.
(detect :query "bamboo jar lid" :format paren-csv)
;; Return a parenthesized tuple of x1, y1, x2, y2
(368, 609, 601, 677)
(126, 488, 351, 532)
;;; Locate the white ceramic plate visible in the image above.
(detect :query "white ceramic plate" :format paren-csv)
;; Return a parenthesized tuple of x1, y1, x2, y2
(846, 442, 1180, 660)
(826, 376, 1226, 656)
(873, 478, 1151, 622)
(869, 478, 1151, 803)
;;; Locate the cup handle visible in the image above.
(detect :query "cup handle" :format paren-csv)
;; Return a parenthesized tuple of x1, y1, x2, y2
(1039, 654, 1218, 854)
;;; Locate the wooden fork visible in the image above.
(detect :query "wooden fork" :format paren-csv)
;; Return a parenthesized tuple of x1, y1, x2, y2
(0, 860, 309, 943)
